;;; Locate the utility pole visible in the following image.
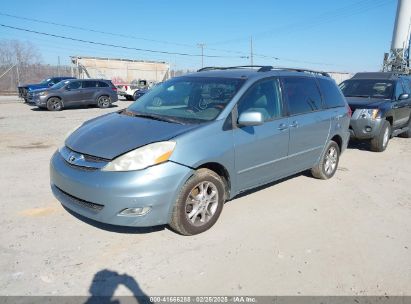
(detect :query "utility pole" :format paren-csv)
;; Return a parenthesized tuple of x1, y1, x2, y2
(197, 43, 206, 68)
(57, 56, 61, 76)
(250, 36, 254, 66)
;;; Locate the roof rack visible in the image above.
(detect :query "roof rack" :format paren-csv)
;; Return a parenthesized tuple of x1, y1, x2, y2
(197, 65, 330, 77)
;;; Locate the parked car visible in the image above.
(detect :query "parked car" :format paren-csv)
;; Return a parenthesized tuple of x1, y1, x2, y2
(339, 72, 411, 152)
(33, 79, 118, 111)
(50, 66, 350, 235)
(18, 76, 76, 103)
(117, 79, 155, 101)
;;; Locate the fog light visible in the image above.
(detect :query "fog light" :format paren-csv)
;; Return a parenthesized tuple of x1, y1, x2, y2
(118, 207, 151, 216)
(365, 126, 372, 132)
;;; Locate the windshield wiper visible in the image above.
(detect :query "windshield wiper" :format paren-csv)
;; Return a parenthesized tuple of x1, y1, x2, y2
(121, 110, 185, 124)
(345, 94, 370, 98)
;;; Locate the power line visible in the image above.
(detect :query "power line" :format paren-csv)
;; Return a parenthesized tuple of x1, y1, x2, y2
(209, 0, 394, 46)
(0, 24, 245, 59)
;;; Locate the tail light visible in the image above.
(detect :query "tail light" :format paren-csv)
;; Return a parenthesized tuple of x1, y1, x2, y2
(346, 104, 352, 117)
(112, 87, 118, 92)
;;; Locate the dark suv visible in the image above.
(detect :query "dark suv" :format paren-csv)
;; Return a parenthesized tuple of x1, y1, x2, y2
(339, 72, 411, 152)
(32, 79, 119, 111)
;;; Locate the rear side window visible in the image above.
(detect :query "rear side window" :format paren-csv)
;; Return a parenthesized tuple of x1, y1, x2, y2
(82, 81, 97, 88)
(282, 77, 322, 115)
(98, 81, 109, 87)
(317, 78, 346, 108)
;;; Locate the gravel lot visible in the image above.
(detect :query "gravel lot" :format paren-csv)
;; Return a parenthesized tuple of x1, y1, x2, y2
(0, 95, 410, 297)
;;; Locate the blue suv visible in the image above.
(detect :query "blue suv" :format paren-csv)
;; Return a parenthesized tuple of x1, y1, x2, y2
(50, 66, 350, 235)
(18, 76, 76, 103)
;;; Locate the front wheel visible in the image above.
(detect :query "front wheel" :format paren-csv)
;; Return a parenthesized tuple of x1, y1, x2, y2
(46, 97, 63, 111)
(370, 120, 391, 152)
(311, 140, 340, 180)
(97, 96, 111, 108)
(169, 169, 226, 235)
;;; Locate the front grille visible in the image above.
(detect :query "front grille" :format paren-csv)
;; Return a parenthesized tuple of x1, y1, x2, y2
(54, 186, 104, 212)
(83, 154, 110, 163)
(65, 162, 98, 171)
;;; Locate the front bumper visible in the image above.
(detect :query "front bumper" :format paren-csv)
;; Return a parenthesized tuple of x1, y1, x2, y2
(349, 111, 383, 140)
(50, 151, 193, 227)
(34, 95, 48, 107)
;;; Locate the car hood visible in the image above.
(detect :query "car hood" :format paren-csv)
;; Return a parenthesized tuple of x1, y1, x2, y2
(26, 84, 49, 90)
(31, 88, 50, 94)
(65, 112, 201, 159)
(346, 97, 389, 110)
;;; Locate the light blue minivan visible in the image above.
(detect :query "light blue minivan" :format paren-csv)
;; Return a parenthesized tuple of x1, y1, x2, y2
(50, 66, 350, 235)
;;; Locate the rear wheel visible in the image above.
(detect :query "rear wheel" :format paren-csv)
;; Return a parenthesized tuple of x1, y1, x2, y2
(125, 95, 134, 101)
(97, 96, 111, 108)
(370, 120, 391, 152)
(311, 140, 340, 180)
(46, 97, 63, 111)
(169, 169, 226, 235)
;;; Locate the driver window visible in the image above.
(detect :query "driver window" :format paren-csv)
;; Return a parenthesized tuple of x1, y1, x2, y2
(395, 81, 405, 100)
(237, 78, 282, 121)
(67, 81, 82, 90)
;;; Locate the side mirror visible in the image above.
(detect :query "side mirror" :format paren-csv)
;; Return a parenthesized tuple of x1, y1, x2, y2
(238, 111, 264, 127)
(65, 86, 71, 91)
(399, 93, 409, 100)
(48, 82, 54, 87)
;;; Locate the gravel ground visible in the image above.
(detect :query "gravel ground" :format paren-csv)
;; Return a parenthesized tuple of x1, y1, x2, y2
(0, 95, 410, 297)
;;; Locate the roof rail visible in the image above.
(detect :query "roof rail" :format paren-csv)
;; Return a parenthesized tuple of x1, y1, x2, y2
(197, 65, 273, 72)
(196, 65, 330, 77)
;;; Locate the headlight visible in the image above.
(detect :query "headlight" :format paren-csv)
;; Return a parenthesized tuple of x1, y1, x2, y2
(102, 141, 176, 172)
(358, 109, 380, 120)
(39, 91, 48, 96)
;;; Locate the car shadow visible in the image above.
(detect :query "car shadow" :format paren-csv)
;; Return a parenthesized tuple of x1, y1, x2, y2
(63, 206, 166, 234)
(347, 139, 371, 151)
(84, 269, 150, 304)
(228, 171, 307, 202)
(30, 105, 119, 111)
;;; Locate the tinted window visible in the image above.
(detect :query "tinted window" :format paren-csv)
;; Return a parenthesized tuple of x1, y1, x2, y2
(238, 78, 282, 121)
(395, 81, 405, 100)
(67, 81, 82, 90)
(282, 77, 322, 115)
(317, 78, 346, 108)
(98, 81, 109, 87)
(83, 81, 97, 88)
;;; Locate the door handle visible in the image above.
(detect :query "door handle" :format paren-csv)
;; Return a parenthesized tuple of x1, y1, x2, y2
(289, 121, 299, 128)
(335, 114, 344, 119)
(278, 123, 288, 131)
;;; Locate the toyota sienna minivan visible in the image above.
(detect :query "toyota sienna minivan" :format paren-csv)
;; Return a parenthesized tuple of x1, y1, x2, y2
(50, 66, 350, 235)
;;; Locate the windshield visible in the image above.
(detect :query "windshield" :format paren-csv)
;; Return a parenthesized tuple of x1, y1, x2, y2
(339, 79, 394, 99)
(40, 78, 52, 85)
(127, 77, 245, 123)
(51, 80, 69, 89)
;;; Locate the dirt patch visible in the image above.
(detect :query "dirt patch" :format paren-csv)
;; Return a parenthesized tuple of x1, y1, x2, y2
(8, 142, 52, 149)
(19, 206, 59, 217)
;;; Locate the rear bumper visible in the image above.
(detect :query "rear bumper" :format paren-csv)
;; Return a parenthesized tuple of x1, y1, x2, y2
(50, 151, 193, 227)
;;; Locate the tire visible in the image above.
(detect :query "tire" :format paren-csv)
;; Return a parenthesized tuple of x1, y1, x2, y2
(125, 95, 134, 101)
(132, 92, 139, 101)
(399, 116, 411, 138)
(370, 120, 391, 152)
(97, 96, 111, 108)
(46, 97, 63, 111)
(311, 140, 340, 180)
(169, 168, 226, 235)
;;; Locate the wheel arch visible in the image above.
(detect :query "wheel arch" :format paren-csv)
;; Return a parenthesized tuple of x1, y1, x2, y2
(196, 162, 231, 198)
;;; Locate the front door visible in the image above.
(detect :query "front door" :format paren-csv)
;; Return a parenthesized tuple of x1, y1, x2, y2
(63, 80, 83, 106)
(393, 79, 411, 127)
(233, 78, 290, 191)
